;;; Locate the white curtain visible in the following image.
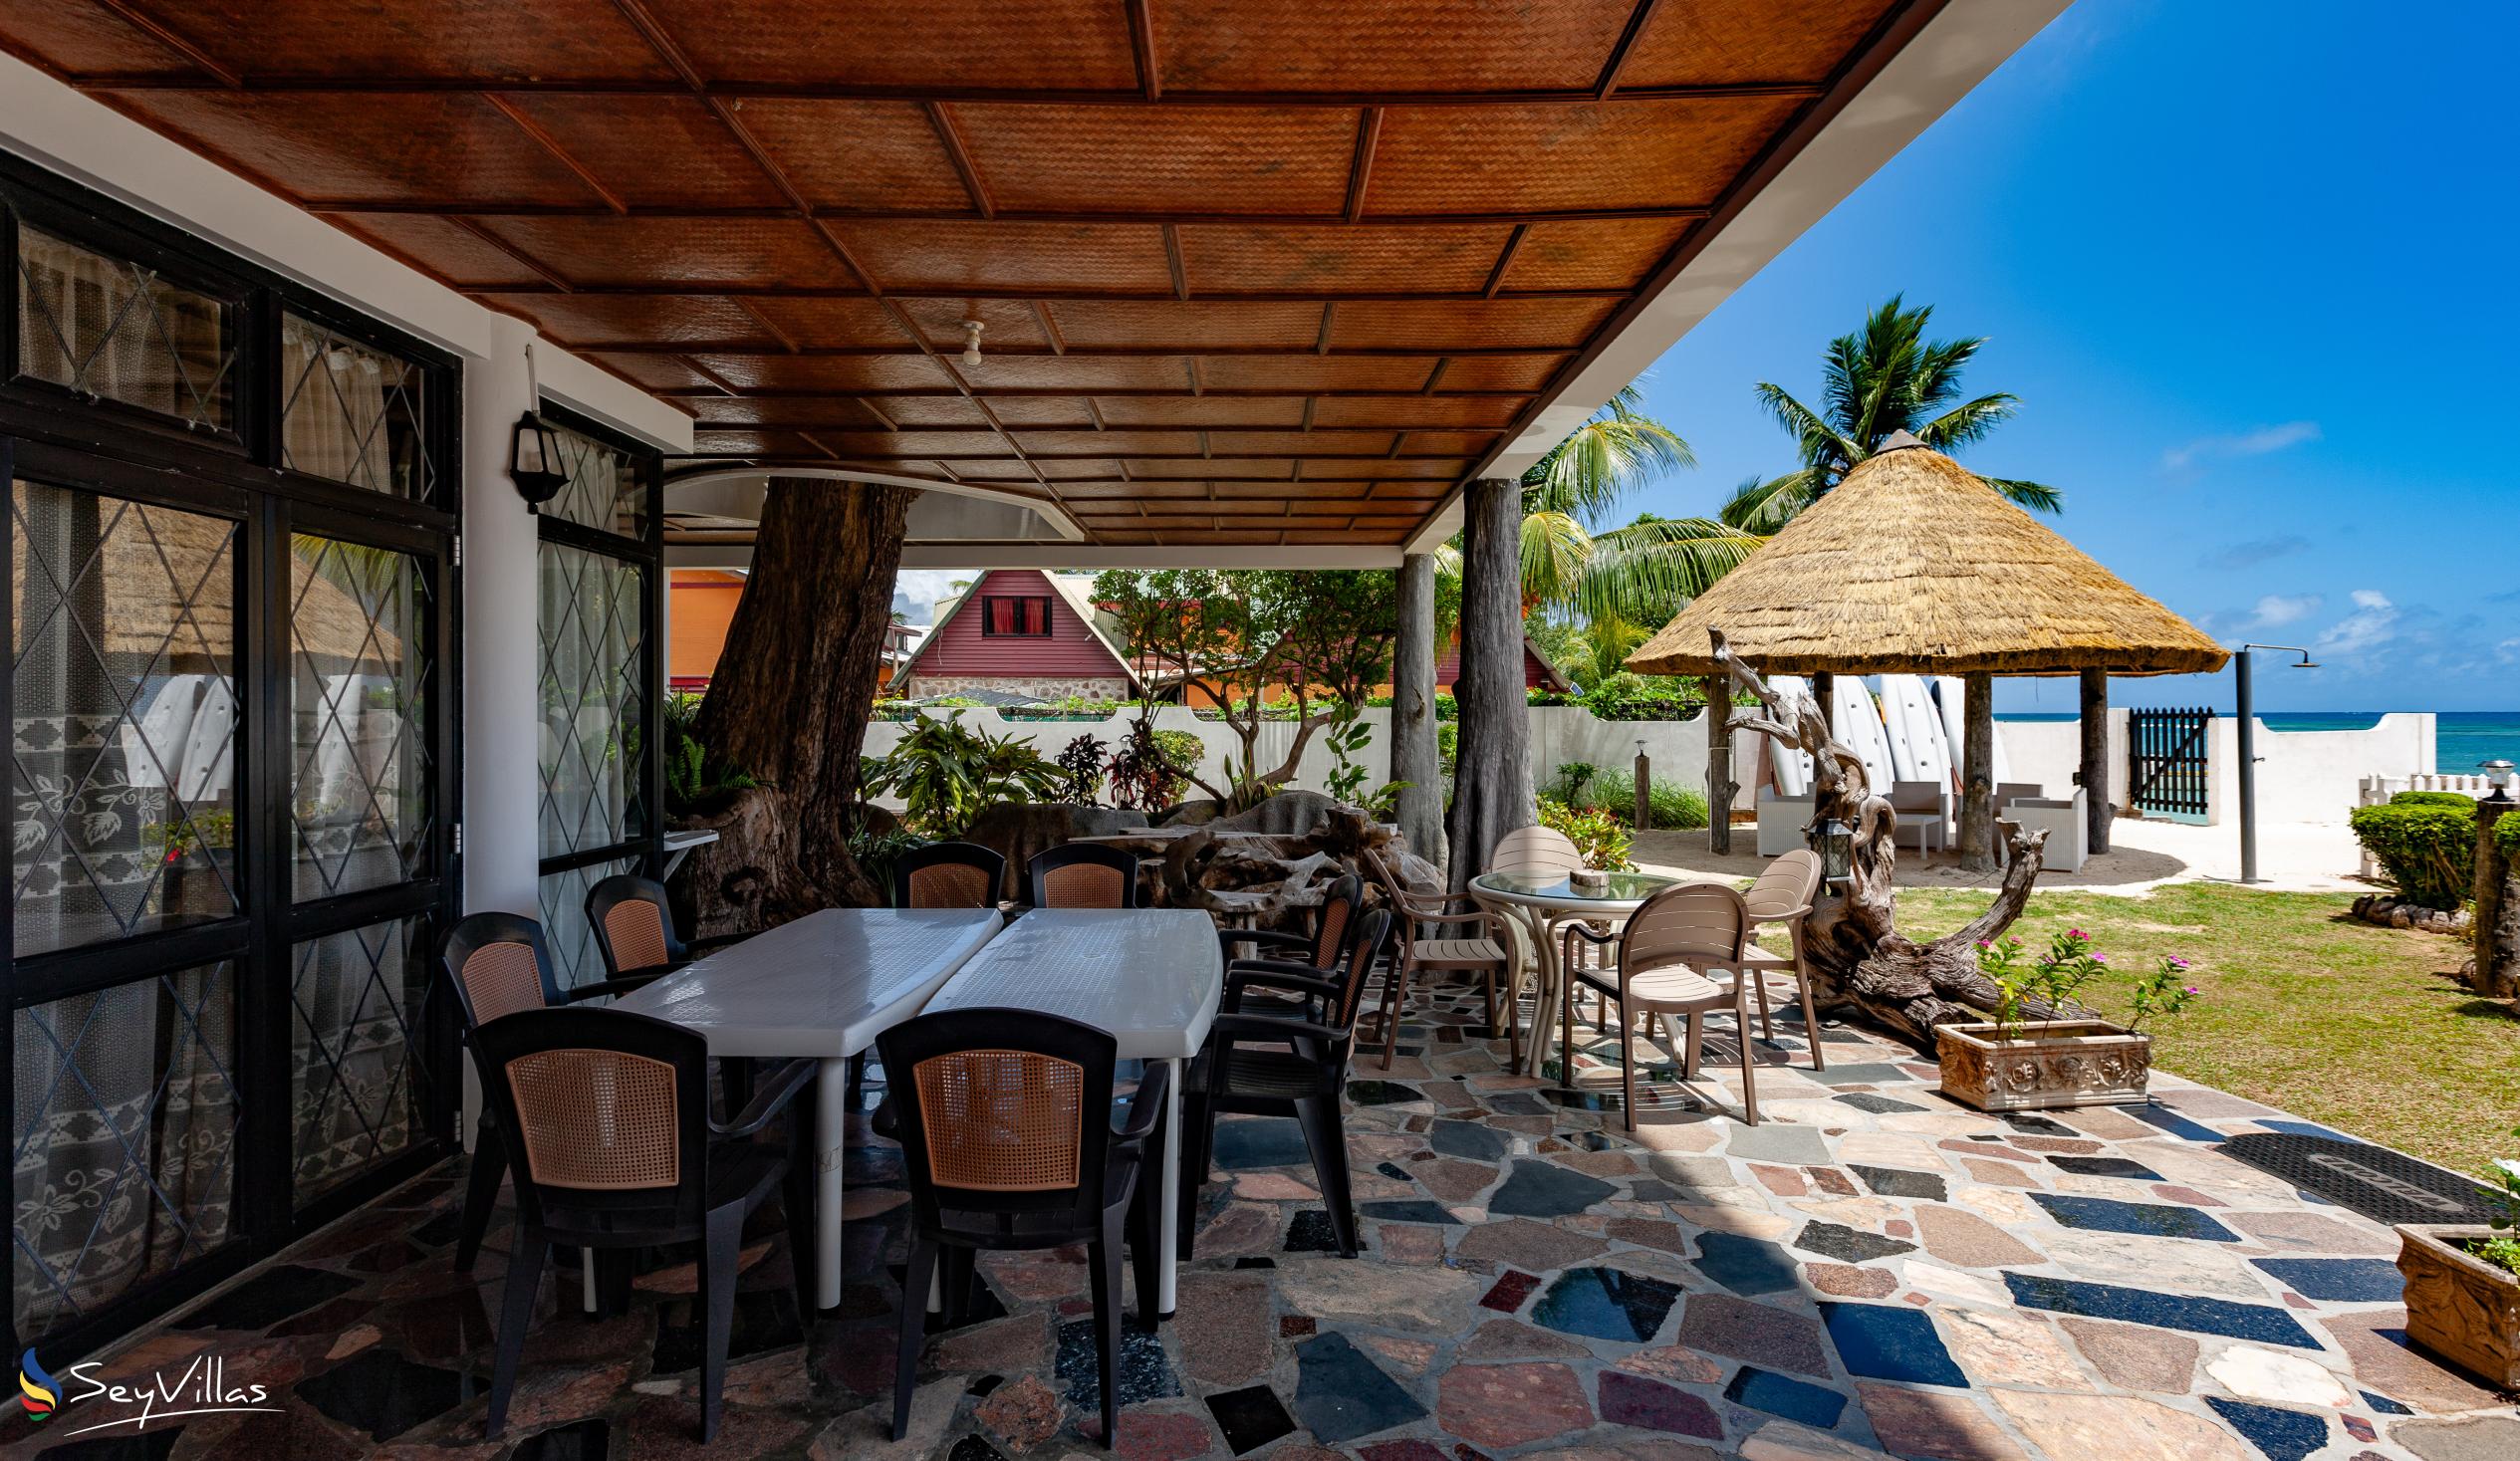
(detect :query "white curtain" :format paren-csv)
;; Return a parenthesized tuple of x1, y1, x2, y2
(280, 318, 394, 490)
(15, 226, 226, 425)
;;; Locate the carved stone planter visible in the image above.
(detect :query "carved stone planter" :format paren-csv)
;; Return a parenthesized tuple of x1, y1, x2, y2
(2396, 1225, 2520, 1388)
(1934, 1020, 2151, 1111)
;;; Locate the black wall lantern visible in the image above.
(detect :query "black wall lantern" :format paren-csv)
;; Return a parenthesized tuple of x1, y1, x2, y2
(509, 409, 568, 509)
(1813, 815, 1854, 888)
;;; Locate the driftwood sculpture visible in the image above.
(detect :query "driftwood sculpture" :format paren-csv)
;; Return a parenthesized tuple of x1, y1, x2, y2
(1712, 629, 2075, 1048)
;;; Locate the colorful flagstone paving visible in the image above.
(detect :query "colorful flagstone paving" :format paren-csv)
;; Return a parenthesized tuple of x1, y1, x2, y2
(6, 994, 2514, 1461)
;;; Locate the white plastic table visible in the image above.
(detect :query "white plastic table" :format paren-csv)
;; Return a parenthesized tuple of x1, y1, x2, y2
(922, 907, 1221, 1317)
(613, 907, 1004, 1310)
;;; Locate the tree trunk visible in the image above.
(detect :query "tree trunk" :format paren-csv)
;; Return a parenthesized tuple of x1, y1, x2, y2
(2473, 798, 2515, 1000)
(1958, 671, 1997, 872)
(1712, 631, 2061, 1048)
(1390, 553, 1445, 873)
(677, 480, 913, 936)
(1702, 674, 1735, 853)
(1445, 477, 1533, 890)
(2079, 668, 2114, 854)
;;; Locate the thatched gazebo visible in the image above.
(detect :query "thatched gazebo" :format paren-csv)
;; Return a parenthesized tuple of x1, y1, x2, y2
(1629, 435, 2226, 869)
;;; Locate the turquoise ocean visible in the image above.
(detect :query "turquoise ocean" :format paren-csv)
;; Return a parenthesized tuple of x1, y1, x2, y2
(1996, 710, 2520, 772)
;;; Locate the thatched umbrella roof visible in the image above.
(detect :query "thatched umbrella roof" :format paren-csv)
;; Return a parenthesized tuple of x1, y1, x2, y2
(1627, 439, 2227, 678)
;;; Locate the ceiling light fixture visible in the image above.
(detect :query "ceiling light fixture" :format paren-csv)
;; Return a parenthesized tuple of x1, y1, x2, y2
(959, 318, 986, 368)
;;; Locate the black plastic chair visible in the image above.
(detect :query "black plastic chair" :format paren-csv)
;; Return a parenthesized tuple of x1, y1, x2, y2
(876, 1009, 1166, 1449)
(1027, 843, 1148, 909)
(1182, 904, 1393, 1260)
(892, 841, 1010, 909)
(475, 1006, 815, 1442)
(586, 872, 746, 982)
(440, 912, 671, 1275)
(1215, 871, 1365, 1024)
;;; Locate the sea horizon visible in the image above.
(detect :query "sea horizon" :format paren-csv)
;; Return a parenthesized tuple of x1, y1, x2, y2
(1994, 709, 2518, 773)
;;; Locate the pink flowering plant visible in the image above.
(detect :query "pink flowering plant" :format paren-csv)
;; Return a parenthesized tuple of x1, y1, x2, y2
(1974, 929, 2198, 1041)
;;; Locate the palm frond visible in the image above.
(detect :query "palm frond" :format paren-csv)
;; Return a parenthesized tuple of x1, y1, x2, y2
(1526, 399, 1694, 521)
(1518, 508, 1593, 612)
(1718, 471, 1815, 533)
(1572, 516, 1765, 623)
(1975, 475, 2065, 514)
(1920, 393, 2018, 453)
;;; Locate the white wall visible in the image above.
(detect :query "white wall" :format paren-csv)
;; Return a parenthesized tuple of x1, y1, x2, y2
(2205, 713, 2437, 827)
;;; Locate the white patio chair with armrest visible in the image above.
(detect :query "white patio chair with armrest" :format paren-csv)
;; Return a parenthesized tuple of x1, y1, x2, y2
(1888, 780, 1950, 855)
(1561, 882, 1761, 1129)
(1738, 849, 1827, 1071)
(1756, 793, 1817, 857)
(2002, 791, 2088, 872)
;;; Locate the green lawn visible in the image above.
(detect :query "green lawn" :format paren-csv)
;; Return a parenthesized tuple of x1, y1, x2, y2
(1894, 882, 2520, 1177)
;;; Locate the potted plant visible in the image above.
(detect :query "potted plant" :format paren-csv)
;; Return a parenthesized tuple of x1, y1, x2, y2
(2394, 1128, 2520, 1388)
(1935, 930, 2197, 1112)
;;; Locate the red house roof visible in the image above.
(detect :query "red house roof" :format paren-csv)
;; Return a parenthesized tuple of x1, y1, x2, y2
(895, 570, 1141, 691)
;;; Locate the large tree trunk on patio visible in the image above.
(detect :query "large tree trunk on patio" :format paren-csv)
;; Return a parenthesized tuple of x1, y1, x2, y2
(1445, 477, 1533, 890)
(676, 480, 913, 936)
(1390, 552, 1445, 874)
(1712, 631, 2069, 1048)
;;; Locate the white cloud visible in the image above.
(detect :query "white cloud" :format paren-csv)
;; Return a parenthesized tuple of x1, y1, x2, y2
(2246, 593, 2320, 629)
(890, 570, 973, 625)
(2160, 420, 2322, 474)
(2496, 637, 2520, 666)
(2314, 589, 2398, 658)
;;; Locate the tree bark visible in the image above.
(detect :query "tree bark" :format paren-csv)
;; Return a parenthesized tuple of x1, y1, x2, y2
(1702, 674, 1735, 853)
(1390, 553, 1445, 874)
(2473, 797, 2515, 999)
(1445, 477, 1533, 890)
(1713, 632, 2059, 1048)
(2079, 668, 2114, 854)
(676, 480, 913, 936)
(1958, 671, 1997, 872)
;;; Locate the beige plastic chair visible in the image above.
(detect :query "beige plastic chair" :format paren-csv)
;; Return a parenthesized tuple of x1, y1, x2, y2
(1489, 824, 1586, 880)
(1360, 846, 1518, 1070)
(1738, 849, 1826, 1071)
(1562, 882, 1760, 1129)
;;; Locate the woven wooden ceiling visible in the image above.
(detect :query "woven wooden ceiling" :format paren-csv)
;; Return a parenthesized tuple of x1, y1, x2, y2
(2, 0, 1923, 550)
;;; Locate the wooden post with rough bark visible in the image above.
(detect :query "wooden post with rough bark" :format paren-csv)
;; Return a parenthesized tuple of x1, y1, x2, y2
(1702, 674, 1734, 853)
(2080, 668, 2113, 853)
(675, 480, 913, 936)
(1444, 477, 1533, 890)
(1390, 552, 1445, 874)
(1712, 631, 2062, 1047)
(2473, 795, 2515, 1000)
(1958, 670, 1997, 872)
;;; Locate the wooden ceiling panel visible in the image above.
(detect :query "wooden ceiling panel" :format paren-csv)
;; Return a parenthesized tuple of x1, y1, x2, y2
(893, 298, 1051, 353)
(1368, 97, 1807, 215)
(637, 0, 1138, 90)
(1209, 431, 1391, 456)
(951, 105, 1359, 214)
(477, 294, 782, 349)
(955, 356, 1189, 390)
(1152, 0, 1637, 94)
(829, 220, 1172, 293)
(697, 397, 892, 429)
(336, 215, 542, 288)
(743, 296, 916, 350)
(730, 100, 974, 211)
(1031, 459, 1125, 480)
(472, 216, 863, 289)
(1298, 459, 1468, 480)
(1313, 395, 1523, 428)
(0, 1, 195, 77)
(1620, 0, 1901, 88)
(693, 428, 822, 456)
(879, 396, 996, 427)
(1016, 430, 1202, 456)
(1129, 458, 1296, 479)
(1503, 217, 1693, 290)
(146, 0, 679, 83)
(1398, 431, 1504, 456)
(100, 90, 609, 206)
(590, 354, 721, 392)
(494, 96, 787, 209)
(1195, 357, 1441, 391)
(1095, 396, 1307, 428)
(936, 460, 1041, 480)
(684, 354, 956, 391)
(1049, 301, 1326, 351)
(1433, 355, 1569, 391)
(1173, 222, 1511, 294)
(974, 396, 1097, 427)
(1217, 480, 1376, 501)
(1331, 298, 1620, 352)
(819, 431, 1008, 458)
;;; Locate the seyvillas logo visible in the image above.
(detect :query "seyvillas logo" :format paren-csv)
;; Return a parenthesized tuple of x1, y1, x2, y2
(18, 1350, 279, 1436)
(18, 1349, 56, 1420)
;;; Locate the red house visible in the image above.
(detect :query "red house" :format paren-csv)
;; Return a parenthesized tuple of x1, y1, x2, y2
(891, 571, 1142, 703)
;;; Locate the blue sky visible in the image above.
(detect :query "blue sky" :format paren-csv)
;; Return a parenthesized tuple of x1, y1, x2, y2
(1619, 0, 2516, 714)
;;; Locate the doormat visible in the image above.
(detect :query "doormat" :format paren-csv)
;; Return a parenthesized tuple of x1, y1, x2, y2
(2220, 1133, 2499, 1227)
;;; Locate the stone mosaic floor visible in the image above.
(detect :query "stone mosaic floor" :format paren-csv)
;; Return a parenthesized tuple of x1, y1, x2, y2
(7, 991, 2515, 1461)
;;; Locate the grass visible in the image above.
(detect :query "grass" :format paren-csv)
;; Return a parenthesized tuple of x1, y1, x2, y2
(1895, 882, 2520, 1178)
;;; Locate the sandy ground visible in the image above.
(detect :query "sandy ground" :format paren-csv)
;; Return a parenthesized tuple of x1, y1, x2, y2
(1632, 813, 2372, 895)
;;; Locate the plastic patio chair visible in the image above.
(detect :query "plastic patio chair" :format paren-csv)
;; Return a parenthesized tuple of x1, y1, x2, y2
(1561, 882, 1761, 1129)
(1027, 843, 1147, 909)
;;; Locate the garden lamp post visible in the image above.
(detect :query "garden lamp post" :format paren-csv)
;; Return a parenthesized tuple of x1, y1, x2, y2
(2234, 643, 2317, 883)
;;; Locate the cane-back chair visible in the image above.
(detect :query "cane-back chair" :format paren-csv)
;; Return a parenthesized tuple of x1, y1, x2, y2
(1027, 843, 1147, 909)
(892, 841, 1009, 909)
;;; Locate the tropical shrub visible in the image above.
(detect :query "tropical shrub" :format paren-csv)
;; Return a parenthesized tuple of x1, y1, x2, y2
(864, 711, 1063, 837)
(2392, 790, 2478, 811)
(1535, 796, 1635, 870)
(1321, 703, 1377, 805)
(1055, 734, 1108, 803)
(1109, 720, 1196, 811)
(2349, 801, 2476, 909)
(1974, 930, 2197, 1040)
(660, 690, 760, 819)
(1550, 760, 1605, 804)
(844, 809, 923, 899)
(1530, 671, 1705, 721)
(2496, 809, 2519, 862)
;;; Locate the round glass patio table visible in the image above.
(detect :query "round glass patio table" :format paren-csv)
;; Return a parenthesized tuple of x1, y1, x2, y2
(1468, 870, 1680, 1084)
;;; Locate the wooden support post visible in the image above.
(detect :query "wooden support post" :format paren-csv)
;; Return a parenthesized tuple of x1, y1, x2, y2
(2474, 794, 2516, 999)
(1443, 477, 1534, 890)
(1635, 741, 1651, 833)
(1703, 675, 1734, 854)
(1959, 671, 1996, 872)
(1390, 552, 1445, 874)
(2079, 668, 2113, 854)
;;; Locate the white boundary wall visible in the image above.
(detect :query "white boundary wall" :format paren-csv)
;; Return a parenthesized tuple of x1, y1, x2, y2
(868, 705, 2442, 829)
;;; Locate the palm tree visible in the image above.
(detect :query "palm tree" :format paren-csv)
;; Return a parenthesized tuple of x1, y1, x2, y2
(1726, 295, 2060, 531)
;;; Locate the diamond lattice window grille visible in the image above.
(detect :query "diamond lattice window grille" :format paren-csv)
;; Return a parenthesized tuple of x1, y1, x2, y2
(538, 856, 637, 994)
(542, 421, 648, 539)
(14, 224, 233, 430)
(12, 963, 240, 1338)
(536, 542, 645, 860)
(278, 314, 433, 501)
(10, 480, 239, 956)
(288, 536, 433, 902)
(290, 916, 430, 1203)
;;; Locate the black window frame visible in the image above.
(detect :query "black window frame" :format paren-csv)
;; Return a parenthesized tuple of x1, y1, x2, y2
(980, 594, 1054, 638)
(0, 148, 463, 1363)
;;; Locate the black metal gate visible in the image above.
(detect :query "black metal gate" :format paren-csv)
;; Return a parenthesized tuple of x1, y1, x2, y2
(2129, 707, 2213, 819)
